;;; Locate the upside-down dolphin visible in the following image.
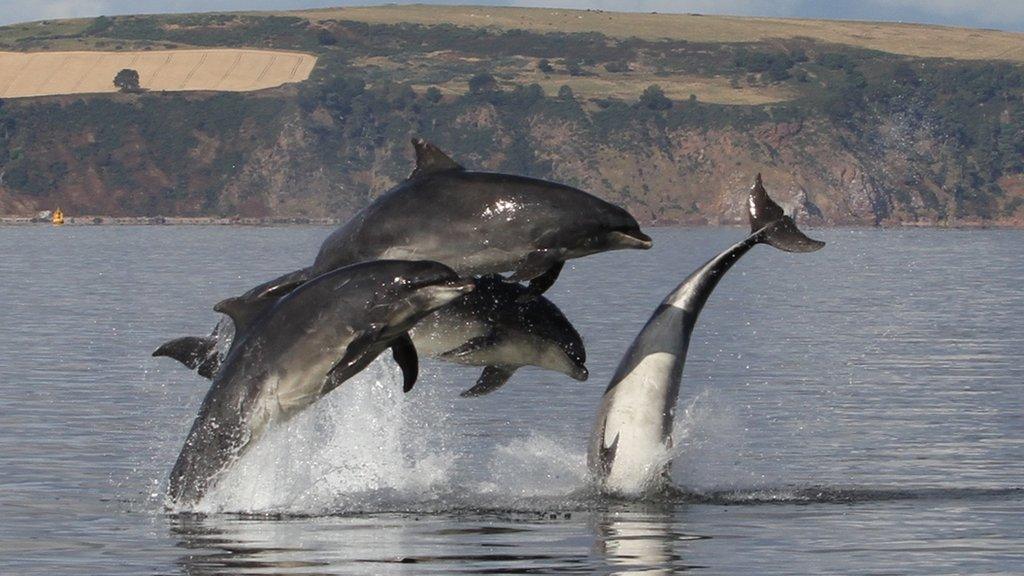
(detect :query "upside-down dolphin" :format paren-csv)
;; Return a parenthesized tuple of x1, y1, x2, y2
(412, 275, 588, 396)
(168, 260, 474, 507)
(155, 274, 588, 396)
(588, 175, 824, 494)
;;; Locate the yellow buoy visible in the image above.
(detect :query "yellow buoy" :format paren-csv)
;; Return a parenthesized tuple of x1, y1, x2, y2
(52, 207, 64, 226)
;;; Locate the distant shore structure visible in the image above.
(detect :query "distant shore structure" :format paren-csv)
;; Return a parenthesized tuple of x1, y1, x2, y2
(52, 208, 64, 225)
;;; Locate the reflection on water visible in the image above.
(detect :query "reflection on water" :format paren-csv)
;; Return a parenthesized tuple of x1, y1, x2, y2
(595, 509, 693, 575)
(1, 226, 1023, 575)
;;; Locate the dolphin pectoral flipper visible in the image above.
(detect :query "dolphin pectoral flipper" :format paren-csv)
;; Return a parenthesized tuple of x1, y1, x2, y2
(391, 333, 419, 393)
(598, 431, 620, 478)
(507, 250, 561, 284)
(525, 260, 564, 297)
(152, 336, 216, 369)
(460, 365, 517, 397)
(322, 327, 383, 396)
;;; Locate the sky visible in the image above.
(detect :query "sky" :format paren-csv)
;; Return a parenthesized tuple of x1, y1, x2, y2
(1, 0, 1023, 32)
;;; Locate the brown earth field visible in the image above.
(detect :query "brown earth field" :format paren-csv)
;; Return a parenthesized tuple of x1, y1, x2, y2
(0, 49, 316, 98)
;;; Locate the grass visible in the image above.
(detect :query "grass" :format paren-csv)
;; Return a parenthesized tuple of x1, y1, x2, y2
(289, 5, 1024, 63)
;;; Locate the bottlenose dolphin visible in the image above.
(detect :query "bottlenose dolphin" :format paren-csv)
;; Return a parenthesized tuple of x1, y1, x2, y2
(156, 275, 588, 397)
(313, 138, 652, 294)
(168, 260, 474, 507)
(588, 175, 824, 495)
(411, 275, 588, 396)
(156, 137, 634, 388)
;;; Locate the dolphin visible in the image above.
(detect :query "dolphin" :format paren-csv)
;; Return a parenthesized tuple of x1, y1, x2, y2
(411, 275, 588, 396)
(167, 260, 474, 507)
(312, 138, 652, 295)
(156, 274, 588, 397)
(156, 137, 635, 389)
(587, 175, 824, 495)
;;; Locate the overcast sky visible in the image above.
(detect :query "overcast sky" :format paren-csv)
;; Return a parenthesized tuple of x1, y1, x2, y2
(1, 0, 1022, 32)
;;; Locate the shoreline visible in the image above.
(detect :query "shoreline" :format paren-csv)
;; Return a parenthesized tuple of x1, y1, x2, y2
(1, 216, 1021, 229)
(0, 216, 343, 226)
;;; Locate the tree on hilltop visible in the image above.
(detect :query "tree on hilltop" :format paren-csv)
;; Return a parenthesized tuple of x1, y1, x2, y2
(468, 73, 499, 95)
(113, 69, 141, 93)
(639, 84, 672, 111)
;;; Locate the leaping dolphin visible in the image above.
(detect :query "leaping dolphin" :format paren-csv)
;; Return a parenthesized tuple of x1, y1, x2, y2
(156, 137, 638, 391)
(168, 260, 474, 507)
(588, 175, 824, 495)
(313, 138, 652, 295)
(411, 274, 588, 396)
(154, 274, 588, 396)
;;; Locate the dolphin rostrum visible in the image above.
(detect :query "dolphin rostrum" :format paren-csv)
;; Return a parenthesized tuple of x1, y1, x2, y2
(168, 260, 474, 507)
(587, 175, 824, 495)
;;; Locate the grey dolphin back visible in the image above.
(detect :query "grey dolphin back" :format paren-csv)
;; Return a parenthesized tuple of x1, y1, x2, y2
(748, 173, 825, 253)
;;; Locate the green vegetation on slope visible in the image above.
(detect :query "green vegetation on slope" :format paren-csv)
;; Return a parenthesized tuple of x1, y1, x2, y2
(0, 9, 1022, 225)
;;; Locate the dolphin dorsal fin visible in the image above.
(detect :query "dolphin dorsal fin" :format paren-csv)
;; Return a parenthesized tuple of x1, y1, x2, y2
(213, 296, 272, 336)
(410, 137, 463, 179)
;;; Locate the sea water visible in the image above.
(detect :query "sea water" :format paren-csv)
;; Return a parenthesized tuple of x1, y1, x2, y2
(0, 226, 1021, 574)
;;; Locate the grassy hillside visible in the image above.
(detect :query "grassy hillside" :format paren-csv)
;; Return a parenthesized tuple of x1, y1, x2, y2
(0, 6, 1022, 226)
(289, 5, 1024, 63)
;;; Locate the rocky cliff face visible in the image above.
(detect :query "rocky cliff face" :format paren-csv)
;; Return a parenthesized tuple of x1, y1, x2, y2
(2, 97, 1020, 227)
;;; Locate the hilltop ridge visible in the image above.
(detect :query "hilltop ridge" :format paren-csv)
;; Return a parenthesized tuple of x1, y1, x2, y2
(0, 6, 1022, 226)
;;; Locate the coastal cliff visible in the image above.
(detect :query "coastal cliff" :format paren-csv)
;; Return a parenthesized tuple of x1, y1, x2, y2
(0, 7, 1022, 226)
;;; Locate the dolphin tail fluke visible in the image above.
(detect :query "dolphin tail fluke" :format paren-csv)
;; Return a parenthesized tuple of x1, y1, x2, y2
(153, 336, 216, 370)
(748, 173, 825, 253)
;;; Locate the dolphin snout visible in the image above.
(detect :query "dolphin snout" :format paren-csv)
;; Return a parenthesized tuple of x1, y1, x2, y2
(609, 229, 653, 250)
(445, 277, 476, 294)
(571, 364, 590, 381)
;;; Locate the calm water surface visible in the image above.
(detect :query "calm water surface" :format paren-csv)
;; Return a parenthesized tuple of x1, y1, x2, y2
(1, 226, 1022, 575)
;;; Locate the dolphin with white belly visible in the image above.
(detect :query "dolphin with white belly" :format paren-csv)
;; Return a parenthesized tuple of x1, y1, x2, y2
(168, 260, 474, 507)
(588, 175, 824, 494)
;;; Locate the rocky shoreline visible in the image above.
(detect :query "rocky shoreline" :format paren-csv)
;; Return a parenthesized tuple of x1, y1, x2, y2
(1, 215, 1018, 229)
(0, 216, 342, 226)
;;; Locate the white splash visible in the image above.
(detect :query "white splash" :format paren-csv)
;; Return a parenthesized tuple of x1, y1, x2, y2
(192, 358, 588, 514)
